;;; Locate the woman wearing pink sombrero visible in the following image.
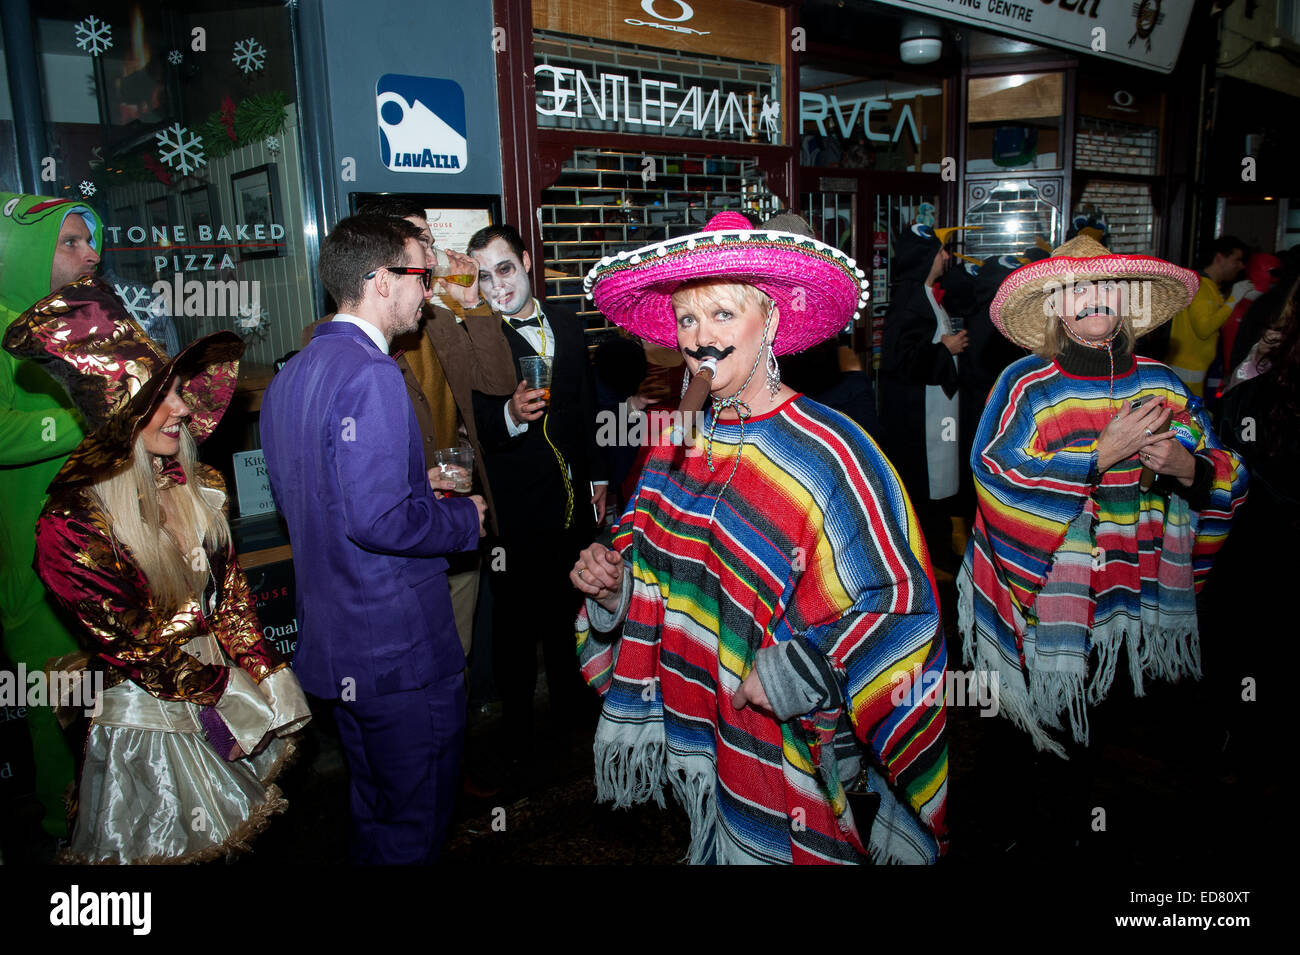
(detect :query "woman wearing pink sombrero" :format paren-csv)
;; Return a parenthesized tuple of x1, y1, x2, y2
(570, 212, 949, 865)
(958, 236, 1249, 758)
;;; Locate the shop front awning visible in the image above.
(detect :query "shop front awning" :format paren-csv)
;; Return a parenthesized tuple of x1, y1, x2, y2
(871, 0, 1194, 73)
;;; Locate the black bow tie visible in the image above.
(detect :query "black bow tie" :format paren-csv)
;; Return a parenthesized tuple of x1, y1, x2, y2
(509, 314, 542, 330)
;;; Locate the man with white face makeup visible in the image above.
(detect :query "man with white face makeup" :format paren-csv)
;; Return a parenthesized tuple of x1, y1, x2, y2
(467, 224, 608, 767)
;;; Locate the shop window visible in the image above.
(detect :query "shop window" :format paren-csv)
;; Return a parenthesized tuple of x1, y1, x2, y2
(1076, 116, 1158, 176)
(1282, 200, 1300, 251)
(20, 1, 311, 368)
(967, 73, 1063, 173)
(965, 179, 1063, 260)
(801, 186, 938, 371)
(799, 67, 946, 173)
(1074, 183, 1156, 254)
(1279, 0, 1300, 44)
(540, 147, 780, 334)
(0, 19, 17, 190)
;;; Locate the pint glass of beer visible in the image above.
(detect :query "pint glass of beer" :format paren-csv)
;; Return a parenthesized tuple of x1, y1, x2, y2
(431, 246, 478, 288)
(434, 447, 474, 495)
(519, 356, 553, 406)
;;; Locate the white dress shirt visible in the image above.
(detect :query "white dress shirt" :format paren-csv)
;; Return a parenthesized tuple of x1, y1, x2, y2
(331, 313, 388, 354)
(502, 299, 554, 436)
(498, 300, 607, 493)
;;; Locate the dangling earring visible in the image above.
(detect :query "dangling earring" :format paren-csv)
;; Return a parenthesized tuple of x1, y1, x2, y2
(765, 343, 780, 397)
(681, 367, 691, 397)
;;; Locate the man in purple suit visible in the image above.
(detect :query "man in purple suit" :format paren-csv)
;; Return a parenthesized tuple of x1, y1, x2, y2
(261, 215, 486, 863)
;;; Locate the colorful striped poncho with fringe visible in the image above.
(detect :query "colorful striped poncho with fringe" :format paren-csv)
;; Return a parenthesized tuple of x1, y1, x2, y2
(957, 348, 1248, 755)
(576, 394, 948, 864)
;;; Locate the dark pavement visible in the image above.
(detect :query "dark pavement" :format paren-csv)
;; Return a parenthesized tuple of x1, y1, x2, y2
(1, 571, 1274, 868)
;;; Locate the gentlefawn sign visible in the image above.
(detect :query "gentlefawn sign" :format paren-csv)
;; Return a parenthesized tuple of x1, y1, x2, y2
(535, 64, 781, 142)
(872, 0, 1194, 73)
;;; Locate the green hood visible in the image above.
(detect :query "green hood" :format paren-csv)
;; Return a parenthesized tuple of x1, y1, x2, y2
(0, 192, 104, 319)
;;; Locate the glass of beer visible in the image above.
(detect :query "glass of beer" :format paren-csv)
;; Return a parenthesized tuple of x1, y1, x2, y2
(431, 247, 478, 288)
(519, 356, 553, 405)
(434, 447, 474, 495)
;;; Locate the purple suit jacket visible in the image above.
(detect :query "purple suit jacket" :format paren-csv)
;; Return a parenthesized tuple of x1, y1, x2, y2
(261, 321, 479, 699)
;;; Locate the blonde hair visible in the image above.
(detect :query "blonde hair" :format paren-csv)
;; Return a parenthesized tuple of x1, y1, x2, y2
(1035, 312, 1137, 359)
(88, 426, 231, 611)
(670, 279, 774, 320)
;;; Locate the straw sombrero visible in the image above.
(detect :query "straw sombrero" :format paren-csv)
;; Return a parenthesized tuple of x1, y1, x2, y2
(583, 211, 869, 355)
(989, 235, 1199, 351)
(3, 276, 243, 486)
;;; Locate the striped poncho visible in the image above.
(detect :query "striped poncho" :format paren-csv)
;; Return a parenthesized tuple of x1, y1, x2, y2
(958, 346, 1248, 754)
(577, 395, 948, 864)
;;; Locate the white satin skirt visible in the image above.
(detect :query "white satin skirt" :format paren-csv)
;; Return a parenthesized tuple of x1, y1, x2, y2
(64, 668, 308, 865)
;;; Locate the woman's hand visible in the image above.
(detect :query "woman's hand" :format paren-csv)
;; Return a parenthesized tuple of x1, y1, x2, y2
(1139, 435, 1198, 485)
(730, 668, 774, 717)
(571, 543, 624, 612)
(1096, 398, 1172, 473)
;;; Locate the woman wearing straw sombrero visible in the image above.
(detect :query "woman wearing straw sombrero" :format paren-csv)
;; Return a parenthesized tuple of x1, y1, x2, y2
(570, 212, 949, 864)
(959, 235, 1249, 758)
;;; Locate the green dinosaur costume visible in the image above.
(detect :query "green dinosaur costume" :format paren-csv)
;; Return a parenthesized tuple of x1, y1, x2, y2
(1, 192, 101, 837)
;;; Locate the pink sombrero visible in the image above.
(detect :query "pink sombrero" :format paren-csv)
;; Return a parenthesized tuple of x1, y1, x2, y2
(584, 211, 869, 355)
(990, 235, 1199, 350)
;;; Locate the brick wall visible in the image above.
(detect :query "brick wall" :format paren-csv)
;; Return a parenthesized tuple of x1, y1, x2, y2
(1073, 116, 1159, 254)
(541, 148, 780, 333)
(1075, 116, 1158, 175)
(1076, 181, 1156, 254)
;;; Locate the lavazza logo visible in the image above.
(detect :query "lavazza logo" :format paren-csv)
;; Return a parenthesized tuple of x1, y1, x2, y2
(376, 74, 468, 174)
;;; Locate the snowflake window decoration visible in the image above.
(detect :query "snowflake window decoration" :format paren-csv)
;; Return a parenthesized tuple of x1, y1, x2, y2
(155, 123, 207, 176)
(167, 49, 183, 66)
(234, 302, 270, 341)
(264, 136, 281, 154)
(114, 284, 161, 326)
(79, 181, 96, 197)
(74, 16, 113, 56)
(232, 37, 267, 74)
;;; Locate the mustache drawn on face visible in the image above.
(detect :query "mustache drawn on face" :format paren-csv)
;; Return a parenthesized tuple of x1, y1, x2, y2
(684, 344, 735, 362)
(1074, 305, 1116, 321)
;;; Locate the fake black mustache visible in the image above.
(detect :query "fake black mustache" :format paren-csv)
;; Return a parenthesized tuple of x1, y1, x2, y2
(684, 344, 735, 362)
(1074, 305, 1116, 321)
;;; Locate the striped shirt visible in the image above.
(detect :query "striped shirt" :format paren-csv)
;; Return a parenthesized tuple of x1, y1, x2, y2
(578, 395, 948, 864)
